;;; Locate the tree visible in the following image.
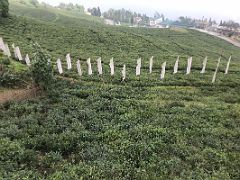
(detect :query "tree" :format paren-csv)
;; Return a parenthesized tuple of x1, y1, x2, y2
(29, 0, 39, 7)
(130, 16, 134, 25)
(102, 8, 150, 26)
(154, 11, 161, 19)
(88, 7, 102, 17)
(209, 18, 212, 26)
(220, 20, 223, 26)
(97, 7, 101, 17)
(0, 0, 9, 18)
(31, 43, 53, 91)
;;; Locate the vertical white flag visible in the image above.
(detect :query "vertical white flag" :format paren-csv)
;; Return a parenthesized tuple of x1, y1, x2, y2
(186, 57, 192, 75)
(173, 56, 179, 74)
(0, 37, 6, 54)
(136, 58, 141, 76)
(15, 47, 23, 61)
(122, 64, 126, 81)
(66, 53, 72, 70)
(97, 57, 103, 75)
(109, 57, 114, 76)
(200, 56, 208, 74)
(149, 56, 154, 74)
(25, 54, 31, 66)
(12, 44, 17, 59)
(212, 57, 221, 83)
(87, 58, 93, 75)
(57, 59, 63, 74)
(224, 56, 231, 75)
(160, 62, 167, 80)
(77, 60, 82, 76)
(4, 44, 11, 57)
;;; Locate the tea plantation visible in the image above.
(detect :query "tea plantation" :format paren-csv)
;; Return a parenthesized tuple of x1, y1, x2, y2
(0, 1, 240, 179)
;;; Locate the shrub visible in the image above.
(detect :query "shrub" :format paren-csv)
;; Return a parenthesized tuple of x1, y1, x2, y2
(30, 43, 54, 91)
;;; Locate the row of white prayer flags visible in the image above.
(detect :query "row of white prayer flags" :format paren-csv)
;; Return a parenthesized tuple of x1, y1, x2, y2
(0, 37, 31, 66)
(56, 54, 232, 83)
(57, 54, 126, 81)
(0, 37, 232, 83)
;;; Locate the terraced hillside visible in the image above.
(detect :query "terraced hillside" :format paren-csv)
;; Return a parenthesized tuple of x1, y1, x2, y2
(0, 1, 240, 179)
(9, 0, 104, 25)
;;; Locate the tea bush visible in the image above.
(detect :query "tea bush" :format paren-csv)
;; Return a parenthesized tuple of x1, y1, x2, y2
(0, 1, 240, 179)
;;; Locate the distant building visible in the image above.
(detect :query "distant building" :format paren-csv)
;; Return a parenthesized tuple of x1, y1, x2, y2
(206, 23, 240, 37)
(150, 20, 156, 26)
(155, 18, 163, 24)
(84, 11, 91, 16)
(134, 17, 142, 24)
(104, 19, 115, 26)
(149, 18, 166, 28)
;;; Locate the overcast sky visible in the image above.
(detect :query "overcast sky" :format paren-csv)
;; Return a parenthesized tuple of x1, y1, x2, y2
(39, 0, 240, 22)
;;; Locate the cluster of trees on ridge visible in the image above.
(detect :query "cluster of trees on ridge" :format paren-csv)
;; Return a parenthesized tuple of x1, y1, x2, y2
(57, 3, 84, 13)
(102, 8, 151, 26)
(87, 7, 102, 17)
(173, 16, 240, 29)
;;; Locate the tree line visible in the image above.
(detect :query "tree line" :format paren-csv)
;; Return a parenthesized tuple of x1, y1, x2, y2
(0, 0, 9, 18)
(57, 3, 84, 13)
(219, 20, 240, 30)
(102, 8, 152, 26)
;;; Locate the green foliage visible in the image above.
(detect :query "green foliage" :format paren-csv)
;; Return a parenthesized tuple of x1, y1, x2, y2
(29, 0, 39, 7)
(0, 2, 240, 179)
(30, 43, 53, 91)
(0, 80, 239, 179)
(57, 2, 84, 13)
(88, 7, 101, 17)
(0, 0, 9, 17)
(0, 71, 21, 87)
(103, 8, 150, 25)
(0, 56, 29, 87)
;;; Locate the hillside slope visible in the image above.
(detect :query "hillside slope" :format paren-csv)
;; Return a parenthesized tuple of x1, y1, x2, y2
(9, 0, 104, 25)
(0, 2, 240, 179)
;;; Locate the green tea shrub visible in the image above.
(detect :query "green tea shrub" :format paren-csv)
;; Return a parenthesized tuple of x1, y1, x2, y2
(31, 43, 53, 91)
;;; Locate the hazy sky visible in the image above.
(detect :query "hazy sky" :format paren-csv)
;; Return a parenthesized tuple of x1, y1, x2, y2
(39, 0, 240, 22)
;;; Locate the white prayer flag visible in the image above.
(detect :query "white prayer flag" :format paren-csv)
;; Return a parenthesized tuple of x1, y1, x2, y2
(0, 37, 6, 54)
(186, 57, 192, 75)
(57, 59, 63, 74)
(77, 60, 82, 76)
(66, 53, 72, 70)
(224, 56, 231, 75)
(160, 62, 167, 80)
(136, 58, 141, 76)
(109, 57, 114, 76)
(212, 57, 221, 83)
(200, 56, 208, 74)
(4, 44, 11, 57)
(15, 47, 23, 61)
(97, 57, 103, 75)
(12, 44, 17, 59)
(149, 56, 154, 74)
(173, 56, 179, 74)
(122, 64, 126, 81)
(25, 54, 31, 66)
(87, 58, 93, 75)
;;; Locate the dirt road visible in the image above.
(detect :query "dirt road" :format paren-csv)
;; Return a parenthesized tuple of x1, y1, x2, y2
(193, 28, 240, 48)
(0, 87, 41, 104)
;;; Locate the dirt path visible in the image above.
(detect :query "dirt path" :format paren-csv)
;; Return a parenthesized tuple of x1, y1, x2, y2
(193, 28, 240, 48)
(0, 87, 42, 104)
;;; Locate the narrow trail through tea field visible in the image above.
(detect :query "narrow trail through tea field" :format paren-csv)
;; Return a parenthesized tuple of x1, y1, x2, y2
(0, 87, 41, 104)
